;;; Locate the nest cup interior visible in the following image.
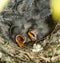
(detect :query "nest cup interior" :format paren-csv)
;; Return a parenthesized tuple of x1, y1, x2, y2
(46, 15, 57, 34)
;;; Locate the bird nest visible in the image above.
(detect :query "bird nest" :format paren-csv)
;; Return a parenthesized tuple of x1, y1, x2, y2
(0, 0, 60, 63)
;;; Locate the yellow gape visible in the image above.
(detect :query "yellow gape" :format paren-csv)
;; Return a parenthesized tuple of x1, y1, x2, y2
(0, 0, 10, 13)
(50, 0, 60, 21)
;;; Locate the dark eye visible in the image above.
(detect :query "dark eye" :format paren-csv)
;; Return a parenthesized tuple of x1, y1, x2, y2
(15, 35, 26, 47)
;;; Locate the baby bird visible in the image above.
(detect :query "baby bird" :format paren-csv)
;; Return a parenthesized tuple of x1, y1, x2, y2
(0, 0, 56, 47)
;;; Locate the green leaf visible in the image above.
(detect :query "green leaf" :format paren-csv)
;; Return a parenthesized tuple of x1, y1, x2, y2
(47, 51, 52, 57)
(56, 45, 60, 54)
(3, 40, 9, 46)
(5, 61, 11, 63)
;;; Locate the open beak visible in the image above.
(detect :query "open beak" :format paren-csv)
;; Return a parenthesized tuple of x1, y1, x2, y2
(28, 30, 37, 41)
(15, 35, 26, 47)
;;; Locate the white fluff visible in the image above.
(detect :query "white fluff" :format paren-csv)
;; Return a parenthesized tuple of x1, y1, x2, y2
(32, 43, 43, 52)
(0, 52, 2, 58)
